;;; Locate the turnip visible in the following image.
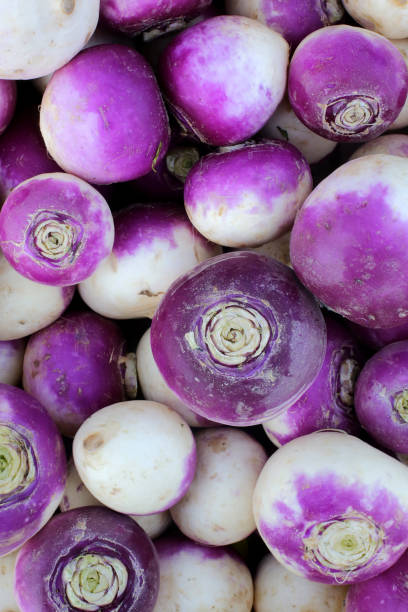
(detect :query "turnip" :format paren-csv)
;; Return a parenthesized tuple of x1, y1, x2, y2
(150, 251, 326, 425)
(170, 427, 268, 545)
(61, 459, 171, 540)
(153, 535, 254, 611)
(288, 26, 408, 142)
(0, 548, 20, 612)
(0, 173, 114, 286)
(0, 105, 60, 203)
(290, 154, 408, 329)
(342, 0, 408, 40)
(225, 0, 343, 48)
(40, 44, 170, 185)
(0, 251, 74, 341)
(0, 1, 99, 80)
(354, 340, 408, 454)
(14, 506, 160, 612)
(345, 546, 408, 611)
(158, 15, 289, 146)
(73, 400, 196, 515)
(0, 384, 66, 557)
(0, 339, 25, 386)
(263, 313, 363, 447)
(254, 553, 348, 611)
(253, 431, 408, 584)
(350, 133, 408, 161)
(78, 203, 221, 320)
(100, 0, 212, 35)
(184, 140, 312, 248)
(22, 311, 137, 437)
(261, 96, 337, 165)
(0, 81, 16, 136)
(136, 328, 215, 427)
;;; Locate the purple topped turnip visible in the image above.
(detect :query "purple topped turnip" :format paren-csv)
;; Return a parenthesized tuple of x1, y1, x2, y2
(254, 431, 408, 584)
(350, 133, 408, 161)
(0, 81, 16, 136)
(288, 26, 408, 142)
(184, 140, 312, 248)
(151, 251, 326, 425)
(40, 44, 170, 185)
(79, 203, 221, 320)
(22, 311, 137, 436)
(342, 0, 408, 39)
(0, 251, 74, 341)
(290, 154, 408, 329)
(14, 506, 160, 612)
(354, 340, 408, 454)
(0, 1, 99, 80)
(0, 384, 66, 557)
(225, 0, 343, 48)
(0, 339, 25, 386)
(159, 15, 289, 146)
(73, 400, 196, 515)
(153, 535, 254, 611)
(0, 173, 114, 286)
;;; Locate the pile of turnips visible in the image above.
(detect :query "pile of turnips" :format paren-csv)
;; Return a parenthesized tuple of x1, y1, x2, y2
(4, 1, 408, 611)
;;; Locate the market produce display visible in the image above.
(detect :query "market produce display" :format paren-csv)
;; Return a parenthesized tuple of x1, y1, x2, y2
(3, 1, 408, 610)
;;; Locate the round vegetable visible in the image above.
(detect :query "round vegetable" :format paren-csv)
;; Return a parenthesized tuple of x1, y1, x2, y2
(23, 311, 137, 436)
(0, 339, 25, 386)
(40, 44, 170, 185)
(153, 535, 254, 611)
(79, 203, 221, 320)
(263, 313, 363, 446)
(14, 506, 160, 612)
(0, 173, 114, 286)
(342, 0, 408, 39)
(73, 400, 196, 515)
(151, 251, 326, 425)
(290, 154, 408, 329)
(170, 427, 268, 546)
(288, 25, 408, 142)
(254, 431, 408, 584)
(159, 15, 289, 146)
(184, 141, 312, 248)
(0, 384, 66, 557)
(0, 251, 74, 341)
(355, 340, 408, 454)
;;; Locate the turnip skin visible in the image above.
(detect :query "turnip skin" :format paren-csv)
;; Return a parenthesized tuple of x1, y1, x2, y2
(79, 203, 221, 320)
(290, 154, 408, 329)
(0, 1, 100, 80)
(0, 548, 19, 612)
(14, 506, 160, 612)
(350, 133, 408, 161)
(343, 0, 408, 40)
(288, 26, 408, 142)
(0, 339, 25, 386)
(151, 251, 326, 426)
(348, 319, 408, 350)
(73, 400, 196, 516)
(153, 535, 254, 611)
(40, 44, 170, 185)
(159, 15, 289, 146)
(22, 311, 137, 437)
(355, 341, 408, 454)
(0, 252, 74, 341)
(0, 173, 114, 287)
(254, 431, 408, 584)
(225, 0, 343, 48)
(254, 553, 348, 612)
(0, 384, 66, 558)
(184, 141, 312, 248)
(388, 40, 408, 131)
(263, 313, 363, 447)
(0, 81, 16, 136)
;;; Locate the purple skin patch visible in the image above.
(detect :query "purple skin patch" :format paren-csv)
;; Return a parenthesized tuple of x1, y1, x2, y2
(150, 251, 326, 426)
(22, 310, 132, 437)
(0, 384, 66, 557)
(355, 340, 408, 454)
(40, 44, 170, 185)
(348, 319, 408, 350)
(0, 174, 114, 286)
(264, 313, 364, 445)
(258, 471, 408, 584)
(100, 0, 212, 34)
(288, 25, 408, 142)
(159, 15, 288, 146)
(14, 506, 160, 612)
(0, 80, 16, 135)
(345, 547, 408, 611)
